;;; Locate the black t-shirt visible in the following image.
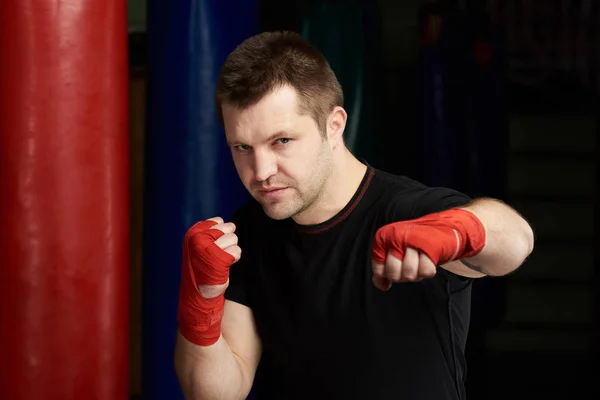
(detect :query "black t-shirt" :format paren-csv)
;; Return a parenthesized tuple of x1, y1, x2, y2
(225, 166, 473, 400)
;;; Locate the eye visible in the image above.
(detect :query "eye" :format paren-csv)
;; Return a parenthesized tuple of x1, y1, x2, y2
(234, 144, 251, 152)
(276, 138, 291, 145)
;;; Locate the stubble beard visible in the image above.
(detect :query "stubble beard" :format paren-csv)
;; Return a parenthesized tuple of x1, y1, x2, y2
(261, 144, 334, 221)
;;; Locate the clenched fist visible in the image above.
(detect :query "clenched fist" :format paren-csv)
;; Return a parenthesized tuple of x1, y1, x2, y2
(371, 209, 486, 291)
(178, 216, 242, 346)
(371, 246, 437, 291)
(188, 217, 242, 299)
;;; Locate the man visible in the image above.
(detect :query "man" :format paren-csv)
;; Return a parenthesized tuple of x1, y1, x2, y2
(174, 31, 534, 400)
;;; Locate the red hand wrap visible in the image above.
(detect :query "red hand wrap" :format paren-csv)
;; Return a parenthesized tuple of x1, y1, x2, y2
(372, 209, 486, 266)
(177, 220, 235, 346)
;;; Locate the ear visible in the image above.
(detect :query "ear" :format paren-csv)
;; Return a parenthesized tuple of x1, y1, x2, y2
(326, 106, 347, 147)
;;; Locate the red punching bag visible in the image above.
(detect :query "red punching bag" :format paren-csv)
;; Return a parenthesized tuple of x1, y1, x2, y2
(0, 2, 129, 399)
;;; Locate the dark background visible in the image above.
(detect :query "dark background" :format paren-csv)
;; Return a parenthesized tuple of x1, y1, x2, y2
(128, 0, 599, 398)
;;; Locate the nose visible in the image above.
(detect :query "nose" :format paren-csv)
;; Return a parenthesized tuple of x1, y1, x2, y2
(253, 150, 277, 182)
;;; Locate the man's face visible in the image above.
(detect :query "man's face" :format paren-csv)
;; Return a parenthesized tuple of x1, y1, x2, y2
(223, 86, 333, 220)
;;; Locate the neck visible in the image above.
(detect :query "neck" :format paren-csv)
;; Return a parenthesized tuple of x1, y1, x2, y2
(292, 148, 367, 226)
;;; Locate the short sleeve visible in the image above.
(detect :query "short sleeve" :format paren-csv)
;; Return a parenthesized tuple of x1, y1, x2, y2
(387, 182, 475, 285)
(223, 205, 253, 308)
(409, 186, 472, 219)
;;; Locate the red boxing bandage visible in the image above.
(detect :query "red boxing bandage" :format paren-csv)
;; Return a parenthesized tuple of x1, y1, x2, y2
(177, 220, 235, 346)
(372, 209, 486, 266)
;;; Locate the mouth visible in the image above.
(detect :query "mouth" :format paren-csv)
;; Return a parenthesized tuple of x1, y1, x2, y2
(258, 187, 288, 198)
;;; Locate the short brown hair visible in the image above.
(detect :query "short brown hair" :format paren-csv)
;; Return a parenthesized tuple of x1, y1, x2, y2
(215, 31, 343, 134)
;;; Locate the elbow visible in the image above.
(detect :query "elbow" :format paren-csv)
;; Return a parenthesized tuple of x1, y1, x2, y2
(520, 217, 535, 262)
(524, 222, 535, 258)
(174, 366, 208, 400)
(174, 353, 194, 400)
(485, 222, 534, 277)
(174, 338, 203, 400)
(506, 220, 534, 275)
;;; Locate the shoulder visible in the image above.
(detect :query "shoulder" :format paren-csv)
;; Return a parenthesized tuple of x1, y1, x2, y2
(370, 168, 472, 222)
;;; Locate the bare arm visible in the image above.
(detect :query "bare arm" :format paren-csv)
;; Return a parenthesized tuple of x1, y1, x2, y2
(175, 300, 262, 400)
(442, 198, 534, 278)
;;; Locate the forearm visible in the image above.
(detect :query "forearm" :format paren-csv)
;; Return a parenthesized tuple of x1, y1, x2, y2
(459, 198, 534, 276)
(175, 331, 252, 400)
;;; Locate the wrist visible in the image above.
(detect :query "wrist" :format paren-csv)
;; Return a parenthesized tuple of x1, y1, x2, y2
(445, 208, 486, 260)
(178, 292, 225, 346)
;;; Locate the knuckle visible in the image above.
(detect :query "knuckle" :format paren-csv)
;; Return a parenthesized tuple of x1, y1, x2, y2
(226, 245, 242, 262)
(372, 262, 384, 273)
(385, 265, 402, 281)
(215, 233, 237, 249)
(216, 222, 235, 233)
(402, 260, 416, 273)
(426, 265, 437, 277)
(418, 255, 436, 277)
(402, 264, 418, 280)
(385, 253, 401, 267)
(233, 246, 242, 260)
(423, 270, 436, 278)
